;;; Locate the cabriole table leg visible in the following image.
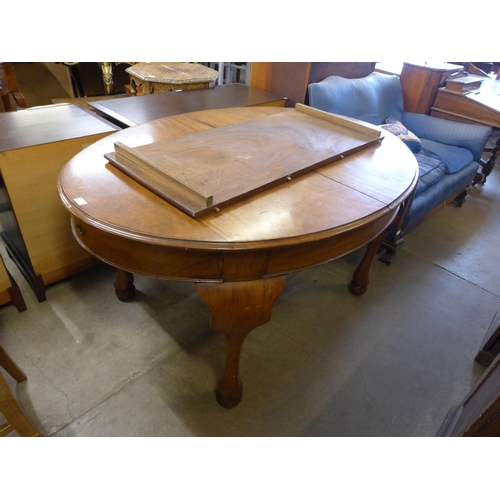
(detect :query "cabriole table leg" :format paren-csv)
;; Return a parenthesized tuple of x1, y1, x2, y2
(196, 276, 287, 408)
(349, 228, 390, 296)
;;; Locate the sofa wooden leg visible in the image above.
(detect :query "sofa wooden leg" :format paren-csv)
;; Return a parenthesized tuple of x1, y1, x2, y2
(453, 189, 468, 208)
(378, 234, 405, 266)
(478, 137, 500, 184)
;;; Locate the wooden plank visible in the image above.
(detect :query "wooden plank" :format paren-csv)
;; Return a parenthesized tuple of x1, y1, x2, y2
(295, 103, 382, 137)
(113, 142, 214, 207)
(105, 105, 382, 218)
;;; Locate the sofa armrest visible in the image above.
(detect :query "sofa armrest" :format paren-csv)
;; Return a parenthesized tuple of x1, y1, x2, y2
(402, 112, 492, 162)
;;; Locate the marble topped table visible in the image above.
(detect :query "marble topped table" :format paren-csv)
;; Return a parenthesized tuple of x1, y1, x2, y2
(126, 62, 219, 95)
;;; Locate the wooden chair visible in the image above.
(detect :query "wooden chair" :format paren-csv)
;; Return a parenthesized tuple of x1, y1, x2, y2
(0, 62, 27, 111)
(0, 345, 41, 436)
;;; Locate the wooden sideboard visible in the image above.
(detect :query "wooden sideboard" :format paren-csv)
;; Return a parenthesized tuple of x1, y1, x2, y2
(0, 104, 119, 301)
(431, 78, 500, 128)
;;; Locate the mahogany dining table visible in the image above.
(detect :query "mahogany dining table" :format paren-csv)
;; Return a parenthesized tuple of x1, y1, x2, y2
(58, 106, 418, 408)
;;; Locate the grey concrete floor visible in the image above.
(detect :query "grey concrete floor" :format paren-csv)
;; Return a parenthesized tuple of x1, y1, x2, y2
(2, 152, 499, 438)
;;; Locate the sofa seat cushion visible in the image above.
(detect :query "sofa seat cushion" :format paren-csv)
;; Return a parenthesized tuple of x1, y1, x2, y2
(414, 152, 448, 195)
(419, 138, 474, 174)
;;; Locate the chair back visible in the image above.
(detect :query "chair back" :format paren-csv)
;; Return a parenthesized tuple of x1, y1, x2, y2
(0, 345, 41, 436)
(308, 72, 404, 125)
(0, 62, 27, 111)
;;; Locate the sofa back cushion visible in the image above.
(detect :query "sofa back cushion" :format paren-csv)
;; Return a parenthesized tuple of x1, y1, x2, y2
(308, 72, 404, 125)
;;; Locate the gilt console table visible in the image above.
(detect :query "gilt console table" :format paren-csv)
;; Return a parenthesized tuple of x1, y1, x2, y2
(58, 106, 418, 407)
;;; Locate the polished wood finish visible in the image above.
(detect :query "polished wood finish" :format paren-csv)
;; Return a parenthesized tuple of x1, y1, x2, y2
(400, 62, 463, 114)
(88, 84, 287, 128)
(106, 105, 382, 218)
(431, 84, 500, 128)
(196, 277, 287, 407)
(0, 346, 41, 436)
(58, 107, 418, 407)
(114, 269, 136, 301)
(0, 62, 27, 111)
(0, 104, 119, 301)
(250, 62, 376, 107)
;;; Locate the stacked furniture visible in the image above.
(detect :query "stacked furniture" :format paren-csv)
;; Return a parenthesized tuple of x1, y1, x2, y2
(308, 71, 492, 262)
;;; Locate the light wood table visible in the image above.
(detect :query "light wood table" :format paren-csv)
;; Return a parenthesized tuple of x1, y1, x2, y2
(0, 104, 120, 301)
(58, 107, 418, 407)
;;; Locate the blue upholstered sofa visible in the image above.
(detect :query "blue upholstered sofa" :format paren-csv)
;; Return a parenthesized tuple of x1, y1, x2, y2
(308, 71, 492, 261)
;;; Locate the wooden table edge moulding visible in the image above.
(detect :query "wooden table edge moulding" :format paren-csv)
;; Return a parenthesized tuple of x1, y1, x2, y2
(58, 106, 418, 408)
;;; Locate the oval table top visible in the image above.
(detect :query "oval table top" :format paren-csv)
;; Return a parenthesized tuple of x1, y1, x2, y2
(59, 106, 418, 254)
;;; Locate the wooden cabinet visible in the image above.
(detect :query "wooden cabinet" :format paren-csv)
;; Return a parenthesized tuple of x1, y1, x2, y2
(399, 62, 463, 114)
(249, 62, 376, 107)
(0, 104, 119, 301)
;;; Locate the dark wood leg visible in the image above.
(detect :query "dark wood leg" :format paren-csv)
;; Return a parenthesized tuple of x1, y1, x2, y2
(453, 188, 469, 208)
(349, 228, 390, 295)
(196, 277, 287, 408)
(378, 196, 414, 266)
(350, 198, 414, 292)
(114, 269, 136, 301)
(479, 137, 500, 184)
(6, 268, 27, 312)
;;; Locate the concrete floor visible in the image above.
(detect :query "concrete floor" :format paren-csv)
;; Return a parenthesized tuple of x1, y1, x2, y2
(1, 148, 499, 437)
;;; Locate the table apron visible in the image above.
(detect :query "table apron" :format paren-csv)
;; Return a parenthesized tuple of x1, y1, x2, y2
(69, 209, 396, 282)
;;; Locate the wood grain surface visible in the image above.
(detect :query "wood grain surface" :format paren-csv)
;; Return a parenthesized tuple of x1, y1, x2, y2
(105, 106, 382, 217)
(59, 106, 417, 266)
